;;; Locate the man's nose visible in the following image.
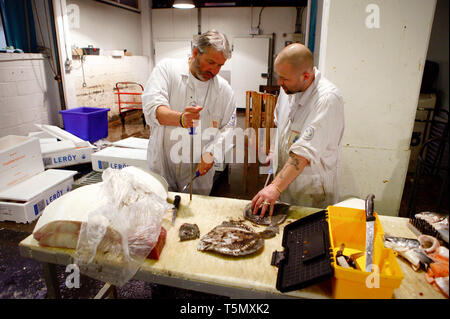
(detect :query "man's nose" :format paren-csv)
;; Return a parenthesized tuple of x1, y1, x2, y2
(277, 78, 283, 86)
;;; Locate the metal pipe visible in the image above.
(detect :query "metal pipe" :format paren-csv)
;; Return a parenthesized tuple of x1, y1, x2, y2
(305, 0, 311, 48)
(197, 7, 201, 35)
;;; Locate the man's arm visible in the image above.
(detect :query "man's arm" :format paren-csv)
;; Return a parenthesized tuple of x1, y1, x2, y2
(272, 152, 308, 193)
(251, 152, 309, 217)
(155, 105, 182, 126)
(156, 105, 203, 127)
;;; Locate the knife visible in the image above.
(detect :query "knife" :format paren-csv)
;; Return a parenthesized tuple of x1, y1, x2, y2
(189, 126, 194, 201)
(171, 195, 181, 224)
(264, 167, 273, 188)
(365, 194, 376, 272)
(181, 170, 200, 193)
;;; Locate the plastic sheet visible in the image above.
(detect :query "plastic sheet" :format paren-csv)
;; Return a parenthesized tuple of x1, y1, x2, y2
(73, 167, 172, 286)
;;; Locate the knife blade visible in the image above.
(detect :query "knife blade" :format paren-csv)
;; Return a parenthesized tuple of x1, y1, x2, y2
(181, 170, 200, 193)
(264, 167, 273, 188)
(365, 194, 376, 272)
(190, 126, 194, 201)
(171, 195, 181, 224)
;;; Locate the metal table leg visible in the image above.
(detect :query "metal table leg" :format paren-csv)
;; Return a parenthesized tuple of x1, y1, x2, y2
(41, 263, 61, 299)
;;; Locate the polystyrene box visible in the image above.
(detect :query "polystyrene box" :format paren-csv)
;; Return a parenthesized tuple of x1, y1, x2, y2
(0, 135, 44, 192)
(0, 169, 77, 223)
(91, 146, 148, 171)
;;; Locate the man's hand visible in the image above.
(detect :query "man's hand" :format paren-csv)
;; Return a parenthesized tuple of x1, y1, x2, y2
(251, 183, 281, 218)
(182, 105, 203, 128)
(250, 153, 308, 218)
(196, 152, 214, 176)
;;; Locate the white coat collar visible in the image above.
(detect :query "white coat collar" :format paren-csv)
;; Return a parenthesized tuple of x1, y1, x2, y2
(297, 66, 320, 106)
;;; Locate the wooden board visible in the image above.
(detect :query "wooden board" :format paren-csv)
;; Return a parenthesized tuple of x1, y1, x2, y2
(19, 192, 445, 299)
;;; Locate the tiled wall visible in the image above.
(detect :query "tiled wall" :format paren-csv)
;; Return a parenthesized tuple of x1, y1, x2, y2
(0, 53, 60, 137)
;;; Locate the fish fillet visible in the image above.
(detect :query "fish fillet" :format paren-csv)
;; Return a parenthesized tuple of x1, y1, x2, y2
(33, 166, 168, 249)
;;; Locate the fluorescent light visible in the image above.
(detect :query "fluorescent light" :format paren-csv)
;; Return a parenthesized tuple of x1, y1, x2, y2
(173, 0, 195, 9)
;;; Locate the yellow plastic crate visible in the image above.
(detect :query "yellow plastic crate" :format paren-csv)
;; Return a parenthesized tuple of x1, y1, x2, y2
(327, 206, 404, 299)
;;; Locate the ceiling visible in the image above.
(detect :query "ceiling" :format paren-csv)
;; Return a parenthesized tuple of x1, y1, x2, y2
(152, 0, 308, 9)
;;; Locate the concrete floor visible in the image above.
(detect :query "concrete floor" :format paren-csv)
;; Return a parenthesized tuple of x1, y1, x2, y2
(0, 109, 447, 299)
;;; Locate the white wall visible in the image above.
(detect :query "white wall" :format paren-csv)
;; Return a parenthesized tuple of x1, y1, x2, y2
(51, 0, 152, 118)
(426, 0, 449, 110)
(67, 0, 142, 56)
(151, 6, 306, 68)
(0, 17, 6, 49)
(0, 1, 62, 137)
(0, 54, 56, 136)
(32, 0, 64, 127)
(70, 55, 150, 118)
(319, 0, 436, 216)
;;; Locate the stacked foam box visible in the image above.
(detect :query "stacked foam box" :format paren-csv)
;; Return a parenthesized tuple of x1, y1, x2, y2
(0, 135, 77, 223)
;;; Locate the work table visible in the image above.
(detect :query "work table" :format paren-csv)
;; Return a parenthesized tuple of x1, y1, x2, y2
(19, 192, 445, 299)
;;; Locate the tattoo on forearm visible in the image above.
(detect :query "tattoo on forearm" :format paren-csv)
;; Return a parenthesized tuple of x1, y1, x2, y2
(287, 154, 302, 171)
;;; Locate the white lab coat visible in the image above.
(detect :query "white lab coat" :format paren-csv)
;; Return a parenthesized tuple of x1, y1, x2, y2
(142, 58, 236, 195)
(274, 67, 344, 208)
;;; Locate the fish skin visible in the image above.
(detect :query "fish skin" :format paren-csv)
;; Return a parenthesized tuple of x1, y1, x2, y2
(383, 235, 420, 250)
(243, 202, 289, 226)
(179, 223, 200, 241)
(383, 235, 433, 270)
(198, 221, 264, 256)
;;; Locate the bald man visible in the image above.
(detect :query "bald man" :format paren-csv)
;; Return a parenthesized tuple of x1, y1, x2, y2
(252, 43, 345, 216)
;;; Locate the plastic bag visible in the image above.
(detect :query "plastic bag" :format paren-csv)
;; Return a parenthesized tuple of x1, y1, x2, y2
(73, 167, 171, 286)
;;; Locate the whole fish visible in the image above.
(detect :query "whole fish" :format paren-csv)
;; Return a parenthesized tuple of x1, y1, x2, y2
(198, 220, 264, 256)
(383, 235, 433, 271)
(243, 201, 290, 226)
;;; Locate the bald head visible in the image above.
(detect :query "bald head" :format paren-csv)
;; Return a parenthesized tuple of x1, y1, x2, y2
(275, 43, 315, 94)
(275, 43, 314, 73)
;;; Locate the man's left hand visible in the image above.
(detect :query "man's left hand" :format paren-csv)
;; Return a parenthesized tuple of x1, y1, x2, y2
(196, 152, 214, 176)
(251, 184, 281, 218)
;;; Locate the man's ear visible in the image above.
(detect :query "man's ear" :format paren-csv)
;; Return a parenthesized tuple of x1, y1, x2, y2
(302, 71, 312, 81)
(192, 47, 199, 59)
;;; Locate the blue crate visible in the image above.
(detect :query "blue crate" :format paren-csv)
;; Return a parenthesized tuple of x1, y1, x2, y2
(59, 107, 110, 143)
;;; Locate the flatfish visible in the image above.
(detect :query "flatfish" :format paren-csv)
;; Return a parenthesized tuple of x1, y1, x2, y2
(197, 220, 264, 256)
(179, 223, 200, 241)
(243, 202, 290, 226)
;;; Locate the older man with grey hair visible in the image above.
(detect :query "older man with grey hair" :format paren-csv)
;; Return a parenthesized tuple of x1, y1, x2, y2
(143, 30, 237, 195)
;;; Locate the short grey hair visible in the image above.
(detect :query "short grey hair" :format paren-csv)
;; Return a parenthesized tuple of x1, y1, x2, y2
(193, 30, 232, 59)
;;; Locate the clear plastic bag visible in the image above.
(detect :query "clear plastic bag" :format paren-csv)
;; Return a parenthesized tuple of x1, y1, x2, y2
(73, 167, 171, 286)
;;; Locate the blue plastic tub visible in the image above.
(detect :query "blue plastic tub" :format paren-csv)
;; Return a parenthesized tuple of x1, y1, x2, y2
(59, 107, 110, 143)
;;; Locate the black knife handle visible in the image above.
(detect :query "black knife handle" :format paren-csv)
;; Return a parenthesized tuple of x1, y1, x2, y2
(365, 194, 375, 221)
(174, 195, 181, 209)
